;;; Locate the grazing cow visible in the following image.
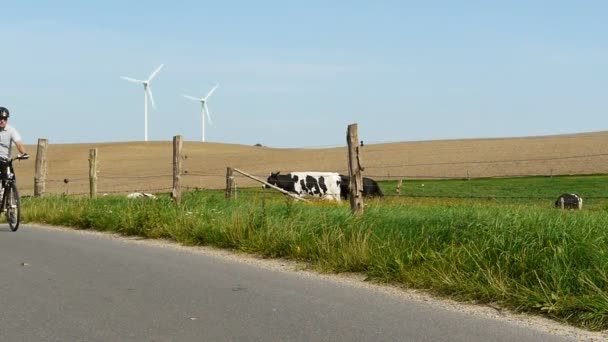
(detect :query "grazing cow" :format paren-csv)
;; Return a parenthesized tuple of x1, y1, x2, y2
(265, 172, 342, 201)
(339, 175, 384, 199)
(555, 193, 583, 210)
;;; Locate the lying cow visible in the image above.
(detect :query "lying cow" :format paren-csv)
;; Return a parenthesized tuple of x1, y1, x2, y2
(555, 193, 583, 210)
(339, 175, 384, 199)
(127, 192, 157, 199)
(265, 172, 342, 201)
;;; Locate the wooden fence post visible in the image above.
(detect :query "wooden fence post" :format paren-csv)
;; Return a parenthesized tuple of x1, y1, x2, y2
(396, 179, 403, 195)
(346, 123, 364, 215)
(89, 148, 98, 198)
(225, 167, 234, 199)
(172, 135, 183, 203)
(234, 178, 238, 199)
(34, 138, 48, 197)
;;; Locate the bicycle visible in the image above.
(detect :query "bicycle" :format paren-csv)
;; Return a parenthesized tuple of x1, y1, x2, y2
(1, 154, 29, 231)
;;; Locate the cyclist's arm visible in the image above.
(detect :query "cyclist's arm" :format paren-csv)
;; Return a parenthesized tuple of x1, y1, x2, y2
(9, 128, 26, 155)
(14, 141, 26, 155)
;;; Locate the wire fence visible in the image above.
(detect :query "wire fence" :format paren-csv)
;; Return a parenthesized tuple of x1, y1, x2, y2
(20, 136, 608, 201)
(35, 172, 608, 202)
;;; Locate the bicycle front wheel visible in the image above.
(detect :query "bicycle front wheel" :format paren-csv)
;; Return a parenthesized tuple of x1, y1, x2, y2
(5, 183, 20, 231)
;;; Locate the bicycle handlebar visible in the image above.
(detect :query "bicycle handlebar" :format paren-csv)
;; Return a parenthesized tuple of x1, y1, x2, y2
(0, 155, 27, 163)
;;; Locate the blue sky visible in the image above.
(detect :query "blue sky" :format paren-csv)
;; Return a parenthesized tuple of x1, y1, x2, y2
(1, 1, 606, 147)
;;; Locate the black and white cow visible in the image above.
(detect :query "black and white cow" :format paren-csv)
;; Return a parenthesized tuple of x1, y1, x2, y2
(555, 193, 583, 210)
(339, 175, 384, 199)
(265, 172, 342, 201)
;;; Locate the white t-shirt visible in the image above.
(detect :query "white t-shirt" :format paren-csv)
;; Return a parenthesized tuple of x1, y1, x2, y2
(0, 125, 22, 159)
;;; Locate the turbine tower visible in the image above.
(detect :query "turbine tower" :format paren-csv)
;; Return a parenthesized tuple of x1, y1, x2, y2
(182, 84, 219, 142)
(120, 64, 164, 141)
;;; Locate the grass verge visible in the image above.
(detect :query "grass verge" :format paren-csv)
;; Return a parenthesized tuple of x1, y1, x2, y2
(19, 189, 608, 331)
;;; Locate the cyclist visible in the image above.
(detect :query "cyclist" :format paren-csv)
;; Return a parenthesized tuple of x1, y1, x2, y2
(0, 107, 28, 183)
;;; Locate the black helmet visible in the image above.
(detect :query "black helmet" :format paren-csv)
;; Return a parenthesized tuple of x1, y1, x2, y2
(0, 107, 9, 119)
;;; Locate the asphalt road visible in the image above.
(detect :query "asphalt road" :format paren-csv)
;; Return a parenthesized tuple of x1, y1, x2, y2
(0, 224, 595, 341)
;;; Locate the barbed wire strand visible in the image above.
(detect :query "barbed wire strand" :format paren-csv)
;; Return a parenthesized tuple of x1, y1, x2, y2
(364, 152, 608, 169)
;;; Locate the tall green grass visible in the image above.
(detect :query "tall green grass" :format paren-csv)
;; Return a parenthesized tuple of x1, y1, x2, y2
(384, 174, 608, 200)
(20, 188, 608, 330)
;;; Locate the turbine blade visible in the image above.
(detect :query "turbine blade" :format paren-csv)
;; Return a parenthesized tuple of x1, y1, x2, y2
(147, 64, 164, 82)
(121, 76, 144, 83)
(147, 86, 157, 110)
(204, 83, 219, 100)
(182, 94, 201, 101)
(204, 103, 212, 124)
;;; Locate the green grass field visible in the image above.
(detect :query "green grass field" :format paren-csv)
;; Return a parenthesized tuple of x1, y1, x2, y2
(19, 174, 608, 330)
(232, 174, 608, 208)
(384, 175, 608, 200)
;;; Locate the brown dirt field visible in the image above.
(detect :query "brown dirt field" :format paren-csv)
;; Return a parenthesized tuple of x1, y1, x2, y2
(14, 131, 608, 196)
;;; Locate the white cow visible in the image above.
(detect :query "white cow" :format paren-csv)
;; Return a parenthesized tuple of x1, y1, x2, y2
(127, 192, 157, 199)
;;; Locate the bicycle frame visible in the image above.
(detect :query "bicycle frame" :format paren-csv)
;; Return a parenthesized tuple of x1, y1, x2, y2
(2, 161, 16, 193)
(1, 155, 27, 231)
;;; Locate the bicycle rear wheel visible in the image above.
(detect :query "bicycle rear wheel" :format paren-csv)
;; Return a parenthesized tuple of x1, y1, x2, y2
(5, 183, 20, 231)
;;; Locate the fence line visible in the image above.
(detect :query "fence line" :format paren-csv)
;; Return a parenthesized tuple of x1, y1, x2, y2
(96, 174, 173, 180)
(363, 152, 608, 169)
(47, 178, 89, 183)
(357, 134, 608, 153)
(184, 172, 226, 177)
(26, 129, 608, 198)
(41, 169, 608, 192)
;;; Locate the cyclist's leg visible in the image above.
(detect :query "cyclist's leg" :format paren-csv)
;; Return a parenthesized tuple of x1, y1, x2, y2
(0, 162, 6, 200)
(1, 182, 9, 213)
(0, 165, 6, 212)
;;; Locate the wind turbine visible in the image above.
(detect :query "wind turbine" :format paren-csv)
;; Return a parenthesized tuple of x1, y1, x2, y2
(120, 64, 164, 142)
(182, 84, 219, 142)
